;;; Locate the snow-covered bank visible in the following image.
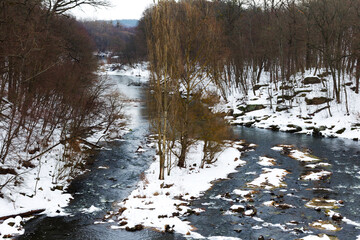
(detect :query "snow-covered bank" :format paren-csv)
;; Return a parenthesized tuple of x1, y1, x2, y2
(100, 62, 150, 81)
(101, 63, 360, 142)
(0, 130, 81, 238)
(0, 69, 132, 239)
(101, 141, 247, 238)
(223, 70, 360, 141)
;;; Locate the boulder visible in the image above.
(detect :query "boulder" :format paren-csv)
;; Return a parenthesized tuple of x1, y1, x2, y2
(294, 89, 312, 95)
(278, 95, 294, 101)
(0, 167, 17, 175)
(335, 128, 346, 134)
(303, 77, 322, 84)
(305, 97, 332, 105)
(125, 224, 144, 232)
(286, 125, 302, 133)
(269, 125, 280, 131)
(280, 85, 293, 90)
(253, 84, 269, 91)
(276, 105, 290, 112)
(238, 104, 266, 113)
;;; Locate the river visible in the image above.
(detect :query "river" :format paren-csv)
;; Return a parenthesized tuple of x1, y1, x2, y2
(19, 75, 360, 240)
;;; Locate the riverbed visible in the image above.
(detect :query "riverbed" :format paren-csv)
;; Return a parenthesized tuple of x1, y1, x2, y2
(19, 75, 360, 240)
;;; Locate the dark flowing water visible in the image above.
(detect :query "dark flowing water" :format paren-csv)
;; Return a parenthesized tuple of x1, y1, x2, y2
(188, 127, 360, 239)
(19, 75, 360, 240)
(18, 75, 183, 240)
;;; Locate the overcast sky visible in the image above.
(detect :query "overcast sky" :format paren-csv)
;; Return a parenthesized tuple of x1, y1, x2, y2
(71, 0, 154, 20)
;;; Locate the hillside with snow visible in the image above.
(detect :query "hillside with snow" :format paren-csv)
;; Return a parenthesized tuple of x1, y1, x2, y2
(222, 69, 360, 141)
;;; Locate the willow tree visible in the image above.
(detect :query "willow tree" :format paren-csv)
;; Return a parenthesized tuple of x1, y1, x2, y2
(173, 0, 226, 168)
(146, 0, 227, 178)
(146, 0, 180, 180)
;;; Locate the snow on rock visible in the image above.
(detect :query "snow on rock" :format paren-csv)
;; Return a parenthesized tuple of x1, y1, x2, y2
(99, 62, 150, 81)
(298, 234, 334, 240)
(289, 150, 321, 163)
(112, 141, 246, 237)
(300, 170, 332, 181)
(309, 220, 342, 231)
(0, 216, 24, 238)
(81, 205, 102, 213)
(305, 198, 341, 210)
(98, 166, 110, 169)
(258, 156, 276, 166)
(272, 145, 322, 163)
(244, 209, 256, 216)
(229, 205, 245, 213)
(207, 236, 242, 240)
(305, 163, 332, 169)
(247, 168, 289, 189)
(342, 217, 360, 228)
(271, 144, 294, 151)
(135, 146, 146, 153)
(232, 189, 257, 202)
(263, 200, 295, 209)
(224, 69, 360, 141)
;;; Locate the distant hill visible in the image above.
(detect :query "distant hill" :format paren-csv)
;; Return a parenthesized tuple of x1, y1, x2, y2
(112, 19, 139, 28)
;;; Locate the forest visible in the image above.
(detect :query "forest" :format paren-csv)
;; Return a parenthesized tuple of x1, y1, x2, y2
(0, 0, 122, 191)
(136, 0, 360, 180)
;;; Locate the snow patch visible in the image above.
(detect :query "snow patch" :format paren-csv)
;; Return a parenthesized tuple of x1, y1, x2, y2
(81, 205, 102, 213)
(258, 156, 276, 166)
(300, 170, 332, 181)
(113, 142, 246, 237)
(208, 237, 242, 240)
(289, 150, 320, 162)
(299, 234, 332, 240)
(0, 216, 24, 238)
(305, 163, 332, 168)
(247, 168, 289, 189)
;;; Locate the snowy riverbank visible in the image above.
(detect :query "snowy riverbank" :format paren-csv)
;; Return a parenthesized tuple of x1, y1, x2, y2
(98, 140, 249, 238)
(0, 68, 133, 239)
(103, 63, 360, 141)
(222, 70, 360, 141)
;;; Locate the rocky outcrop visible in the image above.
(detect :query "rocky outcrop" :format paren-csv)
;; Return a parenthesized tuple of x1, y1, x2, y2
(238, 104, 266, 113)
(305, 97, 332, 105)
(303, 77, 322, 84)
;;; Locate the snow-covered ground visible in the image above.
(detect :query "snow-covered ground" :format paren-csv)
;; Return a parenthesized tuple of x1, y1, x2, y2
(3, 62, 358, 239)
(98, 141, 247, 238)
(0, 65, 133, 239)
(102, 63, 360, 141)
(99, 62, 150, 80)
(223, 69, 360, 141)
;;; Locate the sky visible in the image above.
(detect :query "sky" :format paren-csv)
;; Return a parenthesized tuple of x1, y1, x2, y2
(71, 0, 154, 20)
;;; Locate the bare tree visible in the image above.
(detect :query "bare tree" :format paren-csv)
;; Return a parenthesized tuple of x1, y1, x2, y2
(44, 0, 110, 15)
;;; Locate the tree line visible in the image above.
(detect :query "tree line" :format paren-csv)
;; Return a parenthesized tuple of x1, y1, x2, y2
(216, 0, 360, 103)
(139, 0, 360, 179)
(81, 20, 147, 65)
(0, 0, 120, 188)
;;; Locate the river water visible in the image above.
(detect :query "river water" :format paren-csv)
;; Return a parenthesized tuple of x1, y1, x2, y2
(19, 75, 360, 240)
